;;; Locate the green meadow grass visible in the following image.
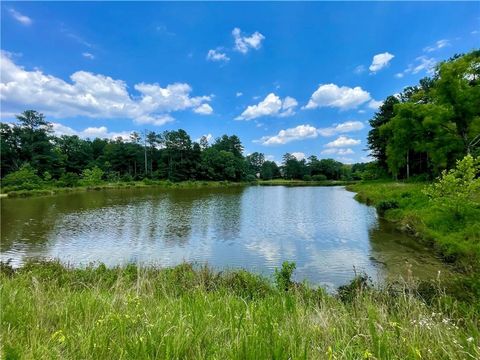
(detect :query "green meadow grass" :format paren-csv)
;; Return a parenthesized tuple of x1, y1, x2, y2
(1, 261, 479, 359)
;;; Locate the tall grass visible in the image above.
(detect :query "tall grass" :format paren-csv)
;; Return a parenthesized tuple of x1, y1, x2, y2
(1, 261, 479, 359)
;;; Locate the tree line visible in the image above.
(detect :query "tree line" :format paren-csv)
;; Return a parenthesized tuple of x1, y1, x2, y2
(367, 50, 480, 179)
(1, 111, 375, 190)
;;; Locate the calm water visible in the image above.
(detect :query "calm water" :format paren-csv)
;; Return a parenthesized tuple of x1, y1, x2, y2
(1, 186, 450, 288)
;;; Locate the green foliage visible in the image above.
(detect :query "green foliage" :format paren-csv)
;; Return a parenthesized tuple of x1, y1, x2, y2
(424, 154, 480, 219)
(337, 274, 372, 303)
(376, 199, 400, 215)
(57, 172, 80, 188)
(260, 160, 280, 180)
(274, 261, 296, 291)
(348, 181, 480, 272)
(311, 174, 327, 181)
(80, 166, 104, 186)
(368, 50, 480, 178)
(1, 164, 43, 191)
(302, 174, 312, 181)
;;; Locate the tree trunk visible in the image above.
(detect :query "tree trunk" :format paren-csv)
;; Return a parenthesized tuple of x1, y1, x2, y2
(406, 151, 410, 180)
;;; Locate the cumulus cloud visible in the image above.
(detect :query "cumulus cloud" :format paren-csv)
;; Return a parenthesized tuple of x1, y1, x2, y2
(321, 148, 355, 155)
(236, 92, 243, 97)
(317, 121, 365, 136)
(257, 120, 364, 146)
(206, 49, 230, 62)
(369, 52, 395, 73)
(8, 8, 32, 26)
(0, 52, 213, 126)
(258, 124, 318, 146)
(423, 39, 450, 53)
(82, 52, 95, 60)
(291, 152, 306, 161)
(236, 93, 297, 120)
(193, 103, 213, 115)
(232, 28, 265, 54)
(304, 84, 371, 110)
(51, 123, 132, 141)
(325, 136, 361, 148)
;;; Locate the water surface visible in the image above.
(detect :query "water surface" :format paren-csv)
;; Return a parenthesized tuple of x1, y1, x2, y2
(1, 186, 450, 288)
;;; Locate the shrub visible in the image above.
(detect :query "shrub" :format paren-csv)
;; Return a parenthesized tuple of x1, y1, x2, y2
(302, 175, 312, 181)
(337, 274, 372, 303)
(56, 172, 80, 188)
(376, 199, 399, 215)
(1, 164, 43, 191)
(312, 174, 327, 181)
(274, 261, 296, 291)
(245, 174, 257, 182)
(424, 154, 480, 219)
(80, 166, 104, 186)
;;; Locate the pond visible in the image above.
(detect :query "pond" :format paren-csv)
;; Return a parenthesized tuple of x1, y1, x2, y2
(1, 186, 450, 288)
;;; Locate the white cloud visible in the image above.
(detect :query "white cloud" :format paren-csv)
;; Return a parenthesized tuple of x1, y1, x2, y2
(321, 148, 354, 155)
(291, 152, 306, 161)
(206, 49, 230, 62)
(304, 84, 371, 110)
(337, 157, 354, 164)
(258, 124, 318, 146)
(82, 52, 95, 60)
(256, 121, 364, 146)
(423, 39, 450, 53)
(317, 121, 365, 136)
(0, 52, 213, 126)
(236, 92, 243, 97)
(8, 8, 32, 26)
(369, 52, 395, 73)
(134, 114, 175, 126)
(193, 103, 213, 115)
(407, 56, 437, 75)
(236, 93, 297, 120)
(397, 56, 437, 77)
(52, 123, 132, 141)
(232, 28, 265, 54)
(368, 99, 383, 110)
(325, 136, 361, 148)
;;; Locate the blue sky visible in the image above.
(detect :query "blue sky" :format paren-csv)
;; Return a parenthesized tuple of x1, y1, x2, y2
(1, 2, 479, 164)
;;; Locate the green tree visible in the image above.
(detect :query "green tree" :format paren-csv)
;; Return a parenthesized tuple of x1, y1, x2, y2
(245, 152, 265, 176)
(260, 161, 280, 180)
(80, 166, 104, 186)
(424, 154, 480, 219)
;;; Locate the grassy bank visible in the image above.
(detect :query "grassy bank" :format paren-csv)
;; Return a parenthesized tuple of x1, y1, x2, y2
(2, 180, 247, 198)
(256, 179, 357, 187)
(346, 182, 480, 273)
(1, 179, 358, 198)
(1, 261, 479, 359)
